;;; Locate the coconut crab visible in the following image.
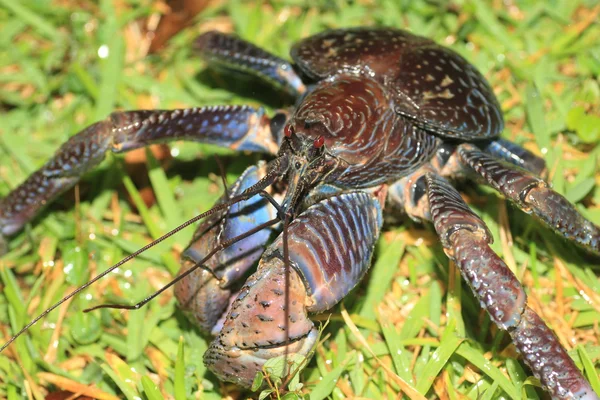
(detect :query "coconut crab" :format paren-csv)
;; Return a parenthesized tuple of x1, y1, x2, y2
(1, 26, 599, 399)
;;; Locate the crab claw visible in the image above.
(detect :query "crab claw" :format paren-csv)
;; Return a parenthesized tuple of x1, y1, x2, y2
(174, 164, 278, 334)
(204, 256, 318, 388)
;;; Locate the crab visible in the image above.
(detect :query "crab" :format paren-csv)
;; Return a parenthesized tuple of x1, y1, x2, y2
(1, 23, 599, 400)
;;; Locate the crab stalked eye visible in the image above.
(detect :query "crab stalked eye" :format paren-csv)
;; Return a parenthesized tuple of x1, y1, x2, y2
(284, 125, 293, 137)
(313, 136, 325, 148)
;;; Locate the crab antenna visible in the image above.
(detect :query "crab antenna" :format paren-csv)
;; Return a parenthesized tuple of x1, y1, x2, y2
(283, 214, 292, 373)
(0, 158, 289, 354)
(85, 216, 280, 312)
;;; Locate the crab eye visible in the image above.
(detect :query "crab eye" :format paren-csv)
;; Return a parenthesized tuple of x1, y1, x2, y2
(284, 125, 293, 137)
(313, 136, 325, 148)
(294, 161, 302, 170)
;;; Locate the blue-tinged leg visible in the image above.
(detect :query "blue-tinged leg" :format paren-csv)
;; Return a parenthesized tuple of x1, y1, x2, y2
(174, 162, 280, 334)
(0, 106, 288, 251)
(196, 31, 306, 98)
(483, 138, 547, 177)
(204, 189, 384, 388)
(458, 144, 600, 255)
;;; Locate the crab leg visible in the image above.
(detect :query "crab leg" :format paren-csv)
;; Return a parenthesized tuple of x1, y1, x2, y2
(483, 138, 547, 177)
(174, 162, 280, 334)
(457, 144, 600, 255)
(196, 31, 306, 97)
(204, 190, 384, 388)
(423, 173, 597, 399)
(0, 106, 286, 250)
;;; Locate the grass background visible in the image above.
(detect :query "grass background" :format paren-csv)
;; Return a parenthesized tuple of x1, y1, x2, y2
(1, 0, 599, 399)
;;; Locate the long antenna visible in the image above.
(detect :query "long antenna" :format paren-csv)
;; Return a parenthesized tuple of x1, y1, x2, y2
(85, 216, 280, 312)
(0, 169, 281, 353)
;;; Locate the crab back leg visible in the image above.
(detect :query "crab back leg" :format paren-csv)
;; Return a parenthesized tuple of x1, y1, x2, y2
(483, 138, 547, 177)
(196, 31, 306, 97)
(0, 106, 286, 248)
(174, 162, 280, 334)
(457, 144, 600, 255)
(204, 190, 384, 388)
(422, 172, 596, 399)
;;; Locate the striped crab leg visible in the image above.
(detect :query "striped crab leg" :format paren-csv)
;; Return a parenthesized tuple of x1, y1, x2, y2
(0, 106, 287, 254)
(196, 31, 306, 97)
(457, 144, 600, 255)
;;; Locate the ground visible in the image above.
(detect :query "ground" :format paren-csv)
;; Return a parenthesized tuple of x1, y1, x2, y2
(0, 1, 599, 399)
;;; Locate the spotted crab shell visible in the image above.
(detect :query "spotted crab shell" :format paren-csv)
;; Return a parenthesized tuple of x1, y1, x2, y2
(291, 27, 504, 140)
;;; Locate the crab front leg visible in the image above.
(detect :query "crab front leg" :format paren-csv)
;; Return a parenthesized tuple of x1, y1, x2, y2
(204, 190, 384, 388)
(422, 173, 597, 399)
(174, 162, 281, 334)
(0, 106, 286, 253)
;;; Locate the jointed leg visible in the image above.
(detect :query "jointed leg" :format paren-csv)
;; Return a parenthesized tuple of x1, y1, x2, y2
(483, 138, 547, 177)
(401, 140, 598, 254)
(196, 31, 306, 98)
(0, 106, 287, 246)
(388, 166, 597, 399)
(458, 144, 600, 255)
(424, 173, 597, 399)
(0, 30, 308, 251)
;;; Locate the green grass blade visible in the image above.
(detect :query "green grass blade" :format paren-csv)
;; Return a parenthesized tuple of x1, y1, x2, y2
(359, 237, 405, 319)
(145, 149, 185, 235)
(94, 0, 126, 120)
(0, 0, 62, 41)
(142, 376, 165, 400)
(577, 345, 600, 394)
(415, 320, 462, 395)
(526, 83, 550, 152)
(174, 336, 186, 400)
(455, 341, 520, 399)
(309, 355, 351, 400)
(100, 361, 139, 400)
(380, 322, 414, 385)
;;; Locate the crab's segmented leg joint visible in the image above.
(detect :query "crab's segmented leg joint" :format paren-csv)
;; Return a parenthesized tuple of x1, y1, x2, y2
(425, 173, 526, 329)
(424, 172, 598, 399)
(511, 307, 599, 400)
(484, 138, 547, 177)
(0, 121, 112, 239)
(0, 106, 283, 253)
(458, 144, 600, 255)
(195, 31, 306, 97)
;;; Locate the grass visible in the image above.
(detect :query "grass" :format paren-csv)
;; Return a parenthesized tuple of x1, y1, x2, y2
(1, 0, 599, 399)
